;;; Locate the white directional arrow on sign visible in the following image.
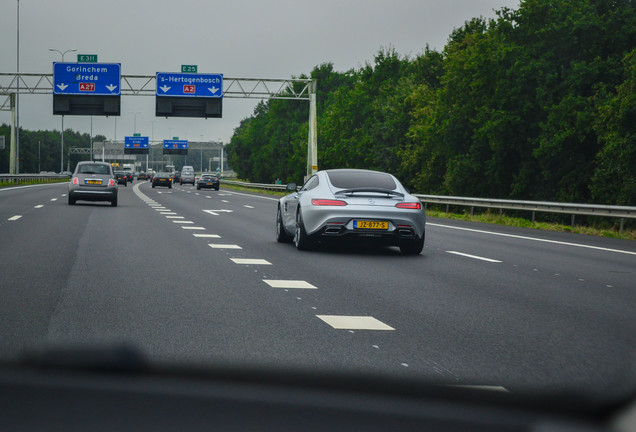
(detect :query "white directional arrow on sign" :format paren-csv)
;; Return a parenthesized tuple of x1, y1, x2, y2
(208, 87, 219, 94)
(160, 85, 171, 93)
(57, 84, 68, 91)
(106, 84, 118, 92)
(203, 209, 233, 216)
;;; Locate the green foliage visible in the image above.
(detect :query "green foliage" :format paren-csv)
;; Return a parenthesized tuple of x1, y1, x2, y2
(1, 123, 101, 173)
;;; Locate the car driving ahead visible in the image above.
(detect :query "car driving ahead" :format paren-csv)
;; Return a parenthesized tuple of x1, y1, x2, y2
(277, 169, 426, 254)
(114, 171, 128, 186)
(196, 174, 220, 190)
(68, 161, 118, 206)
(152, 172, 173, 188)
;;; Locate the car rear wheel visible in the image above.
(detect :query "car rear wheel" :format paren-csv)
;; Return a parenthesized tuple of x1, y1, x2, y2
(399, 234, 424, 255)
(68, 195, 76, 205)
(152, 184, 155, 188)
(111, 198, 118, 207)
(169, 184, 172, 189)
(276, 206, 292, 243)
(294, 210, 314, 250)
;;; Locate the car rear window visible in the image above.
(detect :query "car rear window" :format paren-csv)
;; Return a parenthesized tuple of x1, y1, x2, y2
(327, 170, 397, 190)
(78, 164, 110, 175)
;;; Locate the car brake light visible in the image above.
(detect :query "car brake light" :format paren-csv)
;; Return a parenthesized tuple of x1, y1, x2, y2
(312, 199, 347, 206)
(395, 202, 421, 210)
(72, 177, 78, 185)
(109, 179, 116, 186)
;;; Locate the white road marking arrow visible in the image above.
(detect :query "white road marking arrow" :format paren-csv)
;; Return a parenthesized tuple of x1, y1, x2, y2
(57, 84, 68, 91)
(208, 86, 219, 94)
(203, 209, 233, 216)
(106, 84, 118, 92)
(160, 85, 171, 92)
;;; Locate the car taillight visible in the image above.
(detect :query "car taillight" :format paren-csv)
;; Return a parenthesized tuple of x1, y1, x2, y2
(109, 179, 116, 186)
(395, 202, 421, 210)
(72, 177, 78, 185)
(312, 199, 347, 206)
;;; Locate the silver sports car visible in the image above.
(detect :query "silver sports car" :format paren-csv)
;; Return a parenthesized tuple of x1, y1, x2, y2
(277, 169, 426, 254)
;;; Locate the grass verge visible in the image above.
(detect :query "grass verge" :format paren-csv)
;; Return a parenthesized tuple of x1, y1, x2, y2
(0, 178, 69, 188)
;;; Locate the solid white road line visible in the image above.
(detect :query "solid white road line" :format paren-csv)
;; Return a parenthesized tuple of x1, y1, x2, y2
(263, 280, 317, 289)
(429, 222, 636, 256)
(446, 251, 502, 263)
(316, 315, 395, 331)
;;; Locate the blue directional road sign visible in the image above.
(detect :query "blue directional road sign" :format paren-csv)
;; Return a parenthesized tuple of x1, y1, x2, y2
(156, 73, 223, 98)
(53, 62, 121, 96)
(124, 136, 149, 149)
(163, 140, 188, 149)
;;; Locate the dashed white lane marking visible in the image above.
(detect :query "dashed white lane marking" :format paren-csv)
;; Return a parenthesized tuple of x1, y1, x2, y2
(193, 234, 221, 238)
(166, 216, 184, 219)
(316, 315, 395, 331)
(446, 251, 502, 263)
(429, 222, 636, 256)
(203, 209, 233, 216)
(34, 205, 44, 209)
(181, 226, 206, 230)
(205, 196, 212, 198)
(61, 194, 67, 196)
(195, 193, 200, 196)
(263, 280, 317, 289)
(448, 385, 509, 393)
(230, 258, 272, 265)
(159, 212, 177, 215)
(50, 198, 58, 201)
(208, 244, 242, 249)
(8, 215, 22, 221)
(222, 200, 229, 203)
(172, 220, 194, 224)
(243, 205, 254, 209)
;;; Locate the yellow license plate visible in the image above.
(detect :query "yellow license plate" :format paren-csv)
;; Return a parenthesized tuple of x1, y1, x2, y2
(354, 220, 388, 230)
(86, 180, 102, 185)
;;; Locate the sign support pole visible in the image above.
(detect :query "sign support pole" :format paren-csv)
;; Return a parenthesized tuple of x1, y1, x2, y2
(9, 94, 16, 174)
(307, 80, 318, 177)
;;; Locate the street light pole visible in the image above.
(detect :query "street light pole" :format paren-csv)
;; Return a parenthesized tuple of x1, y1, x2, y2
(49, 48, 77, 173)
(16, 0, 20, 174)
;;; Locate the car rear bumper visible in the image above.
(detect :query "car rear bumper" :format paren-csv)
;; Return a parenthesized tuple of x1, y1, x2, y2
(69, 188, 117, 202)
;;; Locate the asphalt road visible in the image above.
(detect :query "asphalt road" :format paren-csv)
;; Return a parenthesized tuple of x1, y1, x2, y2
(1, 181, 634, 400)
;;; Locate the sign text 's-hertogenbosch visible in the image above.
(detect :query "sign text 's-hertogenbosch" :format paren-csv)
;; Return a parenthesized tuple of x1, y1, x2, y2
(156, 72, 223, 98)
(53, 62, 121, 95)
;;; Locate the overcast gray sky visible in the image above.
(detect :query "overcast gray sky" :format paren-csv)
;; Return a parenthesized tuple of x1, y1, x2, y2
(0, 0, 519, 144)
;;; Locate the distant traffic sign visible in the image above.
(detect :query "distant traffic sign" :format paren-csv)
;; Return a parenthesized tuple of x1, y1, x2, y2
(163, 139, 188, 155)
(163, 139, 188, 149)
(156, 72, 223, 98)
(125, 136, 149, 148)
(124, 136, 149, 154)
(77, 54, 98, 63)
(53, 62, 121, 96)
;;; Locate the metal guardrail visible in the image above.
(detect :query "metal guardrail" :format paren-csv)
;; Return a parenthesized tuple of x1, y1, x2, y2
(221, 180, 636, 231)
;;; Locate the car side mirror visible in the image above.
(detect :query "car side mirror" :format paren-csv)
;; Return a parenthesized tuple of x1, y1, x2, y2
(286, 183, 297, 192)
